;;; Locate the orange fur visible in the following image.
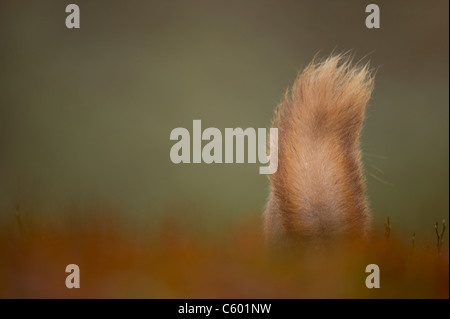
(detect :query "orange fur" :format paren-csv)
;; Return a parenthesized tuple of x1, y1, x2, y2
(264, 54, 374, 245)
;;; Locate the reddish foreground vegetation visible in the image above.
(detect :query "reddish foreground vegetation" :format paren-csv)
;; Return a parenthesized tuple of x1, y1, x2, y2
(0, 209, 448, 298)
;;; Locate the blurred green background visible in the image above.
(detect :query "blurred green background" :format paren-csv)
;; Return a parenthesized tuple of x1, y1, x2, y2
(0, 0, 448, 241)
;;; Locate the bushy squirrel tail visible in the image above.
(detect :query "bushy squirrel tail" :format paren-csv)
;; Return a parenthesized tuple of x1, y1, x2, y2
(264, 54, 374, 244)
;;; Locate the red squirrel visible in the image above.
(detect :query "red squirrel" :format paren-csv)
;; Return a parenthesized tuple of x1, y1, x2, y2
(264, 54, 374, 245)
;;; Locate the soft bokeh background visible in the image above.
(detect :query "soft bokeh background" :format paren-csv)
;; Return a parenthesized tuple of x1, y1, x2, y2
(0, 0, 448, 242)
